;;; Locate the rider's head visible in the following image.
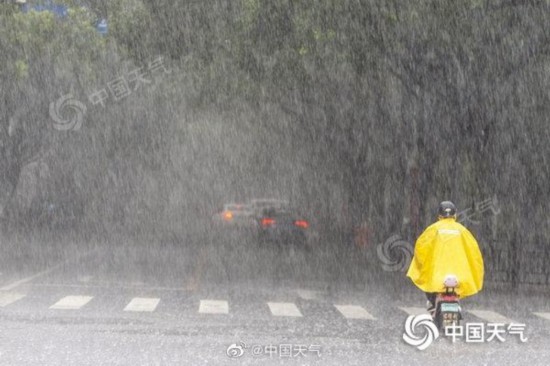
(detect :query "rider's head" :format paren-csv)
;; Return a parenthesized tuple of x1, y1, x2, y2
(438, 201, 457, 220)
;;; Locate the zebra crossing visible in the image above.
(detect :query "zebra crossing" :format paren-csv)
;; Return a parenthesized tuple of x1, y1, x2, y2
(399, 306, 519, 324)
(199, 300, 229, 314)
(0, 292, 25, 307)
(0, 290, 548, 324)
(124, 297, 160, 312)
(267, 302, 303, 317)
(49, 295, 94, 310)
(468, 309, 515, 324)
(335, 305, 376, 320)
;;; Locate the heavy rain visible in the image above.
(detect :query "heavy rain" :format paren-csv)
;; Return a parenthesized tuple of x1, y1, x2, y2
(0, 1, 549, 365)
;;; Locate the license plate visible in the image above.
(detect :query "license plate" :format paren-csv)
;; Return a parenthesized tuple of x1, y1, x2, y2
(441, 303, 460, 312)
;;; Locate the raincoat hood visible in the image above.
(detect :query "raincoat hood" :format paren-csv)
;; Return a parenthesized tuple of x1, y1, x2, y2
(406, 218, 484, 298)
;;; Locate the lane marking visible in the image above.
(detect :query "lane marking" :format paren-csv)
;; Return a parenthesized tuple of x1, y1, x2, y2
(50, 295, 93, 310)
(0, 293, 26, 307)
(199, 300, 228, 314)
(1, 249, 98, 291)
(335, 304, 376, 320)
(400, 307, 515, 324)
(468, 310, 515, 324)
(25, 282, 191, 292)
(533, 312, 550, 321)
(1, 266, 65, 291)
(124, 297, 160, 312)
(78, 276, 93, 283)
(296, 289, 321, 300)
(399, 307, 428, 316)
(267, 302, 302, 317)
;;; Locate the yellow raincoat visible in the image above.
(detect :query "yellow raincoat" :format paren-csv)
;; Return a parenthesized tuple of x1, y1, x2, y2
(406, 218, 484, 298)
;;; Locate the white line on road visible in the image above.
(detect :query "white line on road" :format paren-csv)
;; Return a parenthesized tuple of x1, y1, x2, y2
(0, 293, 26, 307)
(78, 276, 93, 283)
(1, 266, 65, 291)
(335, 305, 376, 320)
(533, 312, 550, 321)
(124, 297, 160, 312)
(199, 300, 229, 314)
(399, 307, 428, 316)
(26, 282, 191, 292)
(50, 296, 93, 310)
(0, 249, 98, 291)
(469, 310, 515, 324)
(296, 289, 322, 300)
(267, 302, 303, 317)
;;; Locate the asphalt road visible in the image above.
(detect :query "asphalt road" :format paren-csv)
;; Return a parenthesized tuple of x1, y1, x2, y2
(0, 236, 549, 365)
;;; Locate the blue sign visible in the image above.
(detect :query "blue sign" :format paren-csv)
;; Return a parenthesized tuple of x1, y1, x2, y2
(95, 18, 108, 35)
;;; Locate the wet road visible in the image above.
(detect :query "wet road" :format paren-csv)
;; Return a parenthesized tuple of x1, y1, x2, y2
(0, 237, 549, 365)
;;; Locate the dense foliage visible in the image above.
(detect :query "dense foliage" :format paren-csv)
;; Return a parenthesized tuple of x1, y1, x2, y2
(1, 1, 549, 271)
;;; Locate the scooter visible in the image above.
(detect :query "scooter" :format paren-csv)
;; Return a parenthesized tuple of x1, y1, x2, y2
(434, 274, 462, 330)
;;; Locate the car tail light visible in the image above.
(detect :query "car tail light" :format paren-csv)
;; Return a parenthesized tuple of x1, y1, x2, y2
(261, 218, 275, 227)
(223, 211, 233, 221)
(294, 220, 309, 229)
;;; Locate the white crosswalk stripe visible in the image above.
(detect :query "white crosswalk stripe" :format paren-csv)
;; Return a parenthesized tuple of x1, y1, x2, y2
(124, 297, 160, 312)
(399, 307, 517, 324)
(0, 292, 26, 307)
(199, 300, 229, 314)
(532, 312, 550, 321)
(7, 289, 548, 325)
(50, 295, 93, 310)
(468, 310, 514, 324)
(267, 302, 302, 317)
(335, 305, 376, 320)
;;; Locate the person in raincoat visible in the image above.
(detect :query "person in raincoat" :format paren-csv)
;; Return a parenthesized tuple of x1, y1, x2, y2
(406, 201, 484, 317)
